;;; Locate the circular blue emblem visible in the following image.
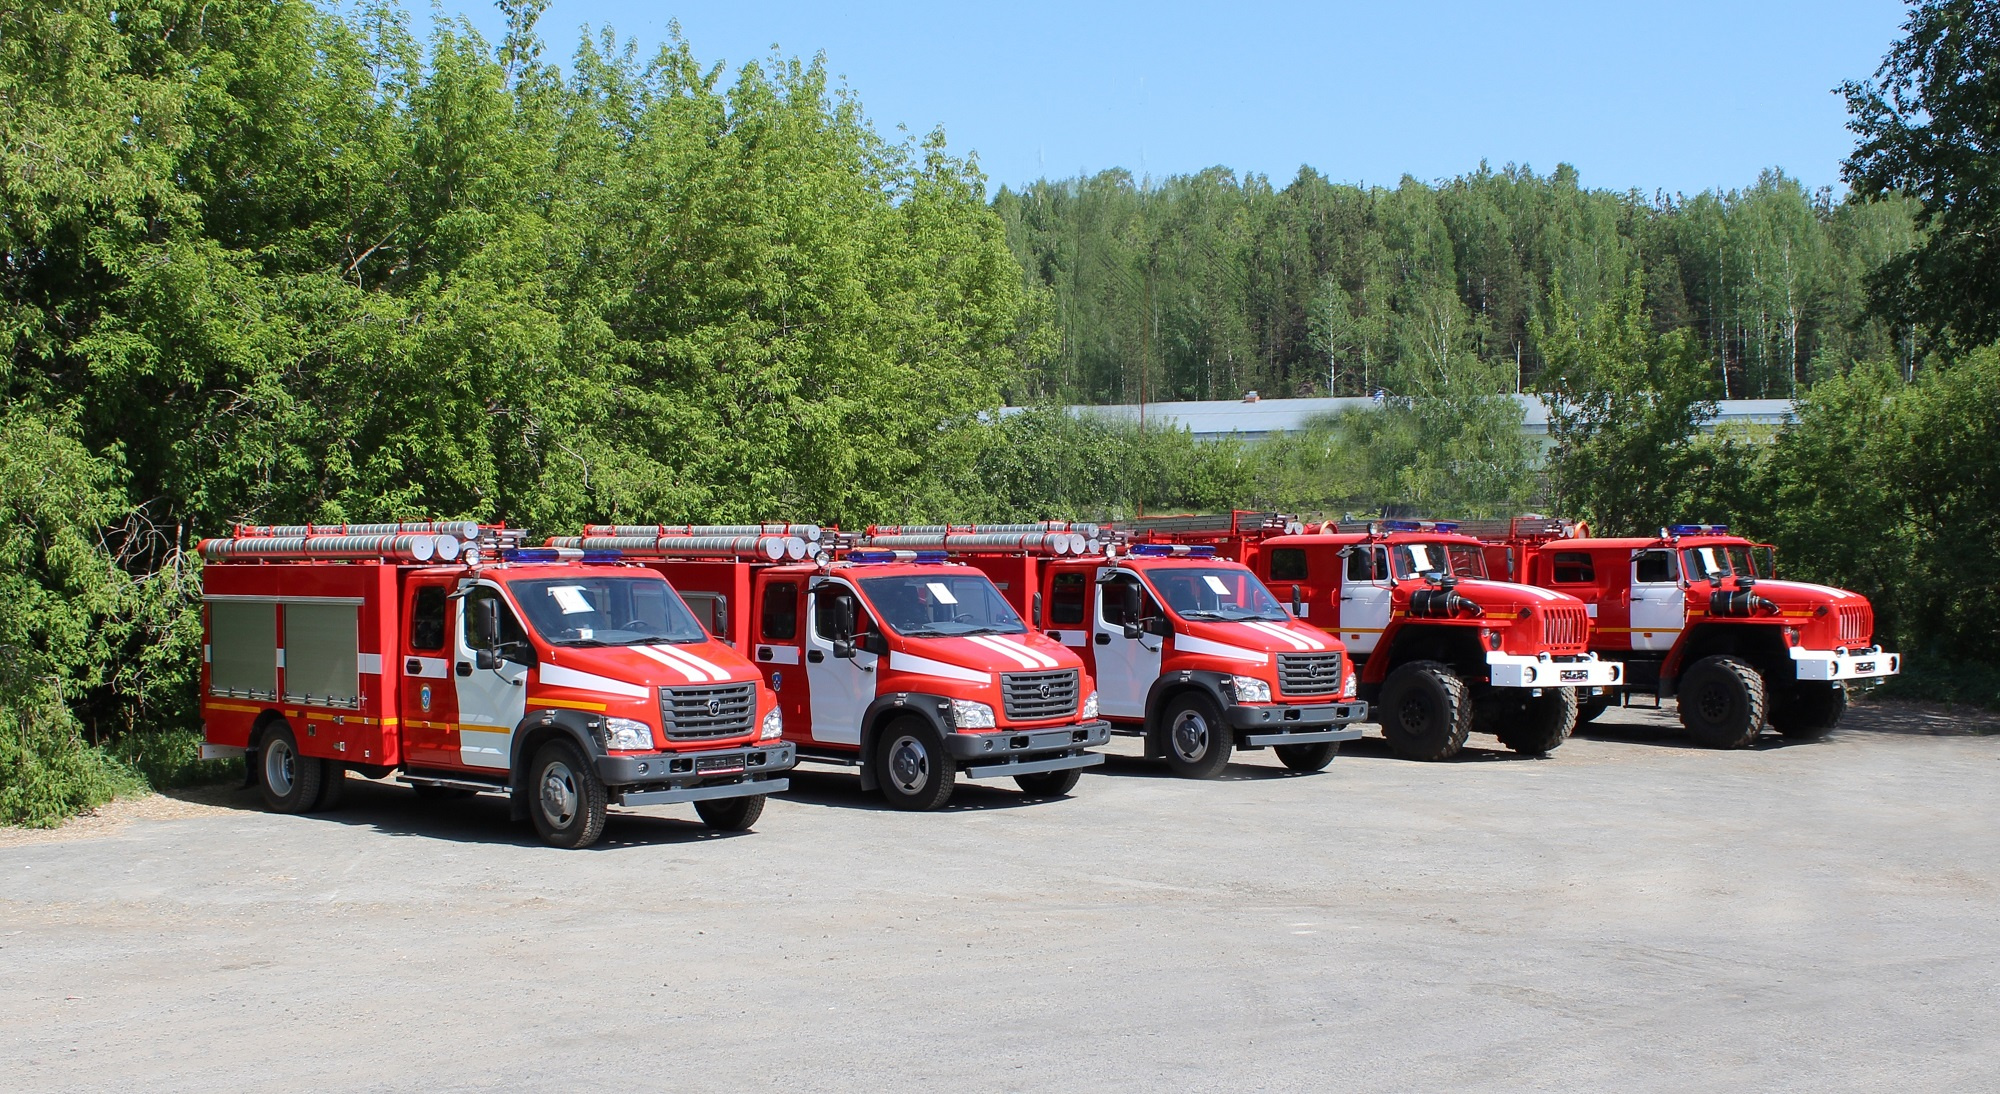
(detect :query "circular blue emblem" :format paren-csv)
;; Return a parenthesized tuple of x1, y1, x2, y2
(420, 685, 433, 712)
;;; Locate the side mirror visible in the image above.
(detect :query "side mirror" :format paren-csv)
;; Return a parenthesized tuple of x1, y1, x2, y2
(1031, 592, 1043, 628)
(474, 648, 500, 670)
(824, 594, 856, 642)
(1290, 583, 1303, 617)
(473, 596, 500, 647)
(1121, 582, 1142, 623)
(831, 637, 856, 659)
(712, 598, 729, 638)
(1121, 622, 1142, 641)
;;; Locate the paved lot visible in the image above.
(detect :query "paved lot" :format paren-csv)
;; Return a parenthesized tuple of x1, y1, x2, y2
(3, 701, 1997, 1092)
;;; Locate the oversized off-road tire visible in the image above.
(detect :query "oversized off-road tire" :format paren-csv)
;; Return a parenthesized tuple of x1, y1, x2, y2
(694, 794, 766, 831)
(1160, 692, 1234, 778)
(258, 723, 324, 814)
(1577, 694, 1614, 725)
(1771, 681, 1847, 741)
(1274, 740, 1339, 773)
(874, 718, 957, 811)
(528, 739, 608, 848)
(1014, 768, 1082, 797)
(1379, 661, 1473, 761)
(1677, 655, 1767, 749)
(1495, 687, 1577, 756)
(313, 763, 347, 811)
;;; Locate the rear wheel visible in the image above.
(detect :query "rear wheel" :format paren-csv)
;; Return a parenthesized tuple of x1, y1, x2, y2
(1379, 661, 1473, 761)
(1161, 693, 1233, 778)
(1677, 655, 1767, 749)
(1495, 688, 1577, 756)
(258, 723, 323, 814)
(529, 740, 608, 848)
(1014, 768, 1082, 797)
(694, 794, 766, 831)
(1274, 740, 1339, 773)
(874, 718, 957, 811)
(1772, 682, 1847, 740)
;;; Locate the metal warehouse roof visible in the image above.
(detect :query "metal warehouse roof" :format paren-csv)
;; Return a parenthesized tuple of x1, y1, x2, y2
(1004, 395, 1798, 443)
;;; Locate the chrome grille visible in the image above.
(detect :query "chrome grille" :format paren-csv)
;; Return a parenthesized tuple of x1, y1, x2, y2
(1836, 604, 1870, 644)
(1001, 669, 1079, 722)
(1278, 652, 1345, 696)
(658, 683, 755, 741)
(1542, 605, 1589, 650)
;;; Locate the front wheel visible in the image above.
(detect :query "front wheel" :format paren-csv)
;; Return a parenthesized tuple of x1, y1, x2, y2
(1161, 693, 1234, 778)
(1771, 682, 1847, 740)
(258, 723, 324, 814)
(874, 718, 957, 811)
(1014, 767, 1082, 797)
(528, 740, 608, 848)
(1495, 687, 1577, 756)
(694, 794, 766, 831)
(1379, 661, 1473, 761)
(1274, 740, 1339, 773)
(1677, 655, 1767, 749)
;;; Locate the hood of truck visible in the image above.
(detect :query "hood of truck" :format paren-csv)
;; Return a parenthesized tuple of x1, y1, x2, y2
(887, 630, 1085, 684)
(534, 639, 761, 697)
(1399, 577, 1584, 615)
(1168, 617, 1343, 666)
(1718, 579, 1877, 648)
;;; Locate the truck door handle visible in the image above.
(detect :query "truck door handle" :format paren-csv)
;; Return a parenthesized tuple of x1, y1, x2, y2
(807, 650, 824, 663)
(1095, 633, 1111, 645)
(456, 662, 472, 676)
(406, 659, 421, 674)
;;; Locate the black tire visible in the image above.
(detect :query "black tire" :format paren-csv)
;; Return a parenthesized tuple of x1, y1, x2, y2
(1014, 767, 1083, 797)
(1495, 687, 1577, 756)
(874, 718, 957, 811)
(1160, 692, 1234, 778)
(1379, 661, 1473, 761)
(1274, 740, 1339, 773)
(528, 739, 608, 848)
(1577, 695, 1614, 725)
(257, 723, 324, 813)
(412, 783, 476, 801)
(1677, 655, 1767, 749)
(1771, 682, 1847, 740)
(694, 794, 766, 831)
(313, 762, 347, 811)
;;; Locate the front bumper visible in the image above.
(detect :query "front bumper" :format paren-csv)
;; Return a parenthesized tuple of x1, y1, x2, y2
(1487, 652, 1623, 689)
(948, 720, 1112, 780)
(1792, 646, 1901, 682)
(1226, 700, 1369, 746)
(599, 741, 797, 807)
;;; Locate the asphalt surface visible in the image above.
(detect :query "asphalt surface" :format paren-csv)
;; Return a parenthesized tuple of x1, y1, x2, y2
(3, 701, 1997, 1092)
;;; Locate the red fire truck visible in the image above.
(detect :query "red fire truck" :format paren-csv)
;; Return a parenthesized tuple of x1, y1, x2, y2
(1470, 519, 1901, 747)
(854, 524, 1369, 778)
(554, 526, 1113, 810)
(1119, 513, 1622, 761)
(198, 523, 796, 848)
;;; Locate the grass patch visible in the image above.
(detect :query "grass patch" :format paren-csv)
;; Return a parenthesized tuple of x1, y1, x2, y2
(106, 727, 240, 790)
(1, 691, 148, 828)
(1869, 657, 2000, 712)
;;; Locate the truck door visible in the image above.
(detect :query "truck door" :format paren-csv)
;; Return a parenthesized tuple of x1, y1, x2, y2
(1629, 549, 1685, 652)
(400, 577, 458, 768)
(1093, 569, 1160, 720)
(453, 582, 530, 770)
(752, 576, 808, 741)
(803, 581, 875, 747)
(1338, 546, 1393, 655)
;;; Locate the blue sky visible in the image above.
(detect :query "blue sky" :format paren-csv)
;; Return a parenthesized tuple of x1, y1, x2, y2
(420, 0, 1910, 197)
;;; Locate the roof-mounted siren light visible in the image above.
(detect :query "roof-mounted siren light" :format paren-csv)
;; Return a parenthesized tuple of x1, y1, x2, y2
(1667, 524, 1730, 536)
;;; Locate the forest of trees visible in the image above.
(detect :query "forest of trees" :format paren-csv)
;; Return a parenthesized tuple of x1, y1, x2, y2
(3, 0, 1998, 824)
(996, 165, 1920, 406)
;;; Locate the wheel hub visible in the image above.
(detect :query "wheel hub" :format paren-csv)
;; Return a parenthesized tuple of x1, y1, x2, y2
(264, 739, 295, 796)
(1699, 684, 1732, 722)
(1397, 695, 1429, 731)
(887, 735, 929, 792)
(1171, 711, 1210, 761)
(540, 761, 578, 826)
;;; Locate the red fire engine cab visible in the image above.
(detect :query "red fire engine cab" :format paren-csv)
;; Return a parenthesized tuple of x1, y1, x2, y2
(861, 524, 1369, 778)
(1122, 513, 1622, 761)
(198, 523, 796, 848)
(553, 526, 1113, 811)
(1472, 519, 1902, 747)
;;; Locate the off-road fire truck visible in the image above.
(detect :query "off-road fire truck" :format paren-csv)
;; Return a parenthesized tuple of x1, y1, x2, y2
(853, 524, 1369, 778)
(552, 526, 1112, 810)
(1468, 519, 1902, 747)
(198, 522, 795, 848)
(1119, 513, 1622, 761)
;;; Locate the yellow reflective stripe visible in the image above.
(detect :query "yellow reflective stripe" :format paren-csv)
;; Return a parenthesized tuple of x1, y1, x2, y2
(538, 698, 609, 713)
(204, 701, 265, 715)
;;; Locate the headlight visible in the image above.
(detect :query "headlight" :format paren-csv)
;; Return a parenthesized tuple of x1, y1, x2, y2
(759, 705, 784, 741)
(1229, 675, 1272, 703)
(951, 698, 996, 729)
(1080, 689, 1098, 720)
(602, 717, 654, 751)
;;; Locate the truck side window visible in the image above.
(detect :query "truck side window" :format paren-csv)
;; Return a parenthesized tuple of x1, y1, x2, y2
(410, 586, 447, 651)
(762, 582, 799, 640)
(1635, 550, 1678, 584)
(1269, 548, 1308, 582)
(1347, 547, 1386, 582)
(1551, 552, 1596, 584)
(1049, 573, 1086, 625)
(1100, 577, 1153, 625)
(464, 587, 527, 650)
(812, 590, 870, 640)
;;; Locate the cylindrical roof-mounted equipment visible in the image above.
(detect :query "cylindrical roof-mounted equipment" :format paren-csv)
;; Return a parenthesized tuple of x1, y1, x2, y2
(866, 522, 1103, 539)
(1116, 511, 1302, 538)
(232, 520, 483, 541)
(580, 523, 823, 543)
(854, 531, 1087, 556)
(548, 535, 810, 562)
(200, 533, 462, 563)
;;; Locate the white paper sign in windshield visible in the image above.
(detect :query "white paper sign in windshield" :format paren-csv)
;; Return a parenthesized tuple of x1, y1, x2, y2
(1202, 575, 1232, 596)
(1407, 546, 1434, 573)
(548, 586, 595, 615)
(926, 582, 959, 605)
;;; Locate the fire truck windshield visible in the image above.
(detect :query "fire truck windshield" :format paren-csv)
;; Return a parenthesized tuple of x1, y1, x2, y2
(508, 576, 709, 646)
(1682, 547, 1736, 582)
(1149, 567, 1290, 622)
(859, 573, 1027, 637)
(1390, 543, 1489, 580)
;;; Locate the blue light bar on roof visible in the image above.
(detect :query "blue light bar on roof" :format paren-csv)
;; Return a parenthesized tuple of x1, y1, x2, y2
(1668, 524, 1730, 536)
(1127, 543, 1217, 558)
(1381, 520, 1423, 532)
(499, 547, 561, 563)
(845, 549, 950, 565)
(580, 550, 623, 564)
(1434, 522, 1460, 533)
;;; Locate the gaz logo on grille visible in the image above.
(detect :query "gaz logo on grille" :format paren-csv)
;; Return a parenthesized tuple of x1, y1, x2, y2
(1038, 682, 1052, 699)
(1560, 669, 1588, 682)
(706, 698, 722, 716)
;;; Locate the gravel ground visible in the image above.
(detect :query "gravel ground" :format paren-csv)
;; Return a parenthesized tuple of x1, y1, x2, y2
(3, 699, 1996, 1092)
